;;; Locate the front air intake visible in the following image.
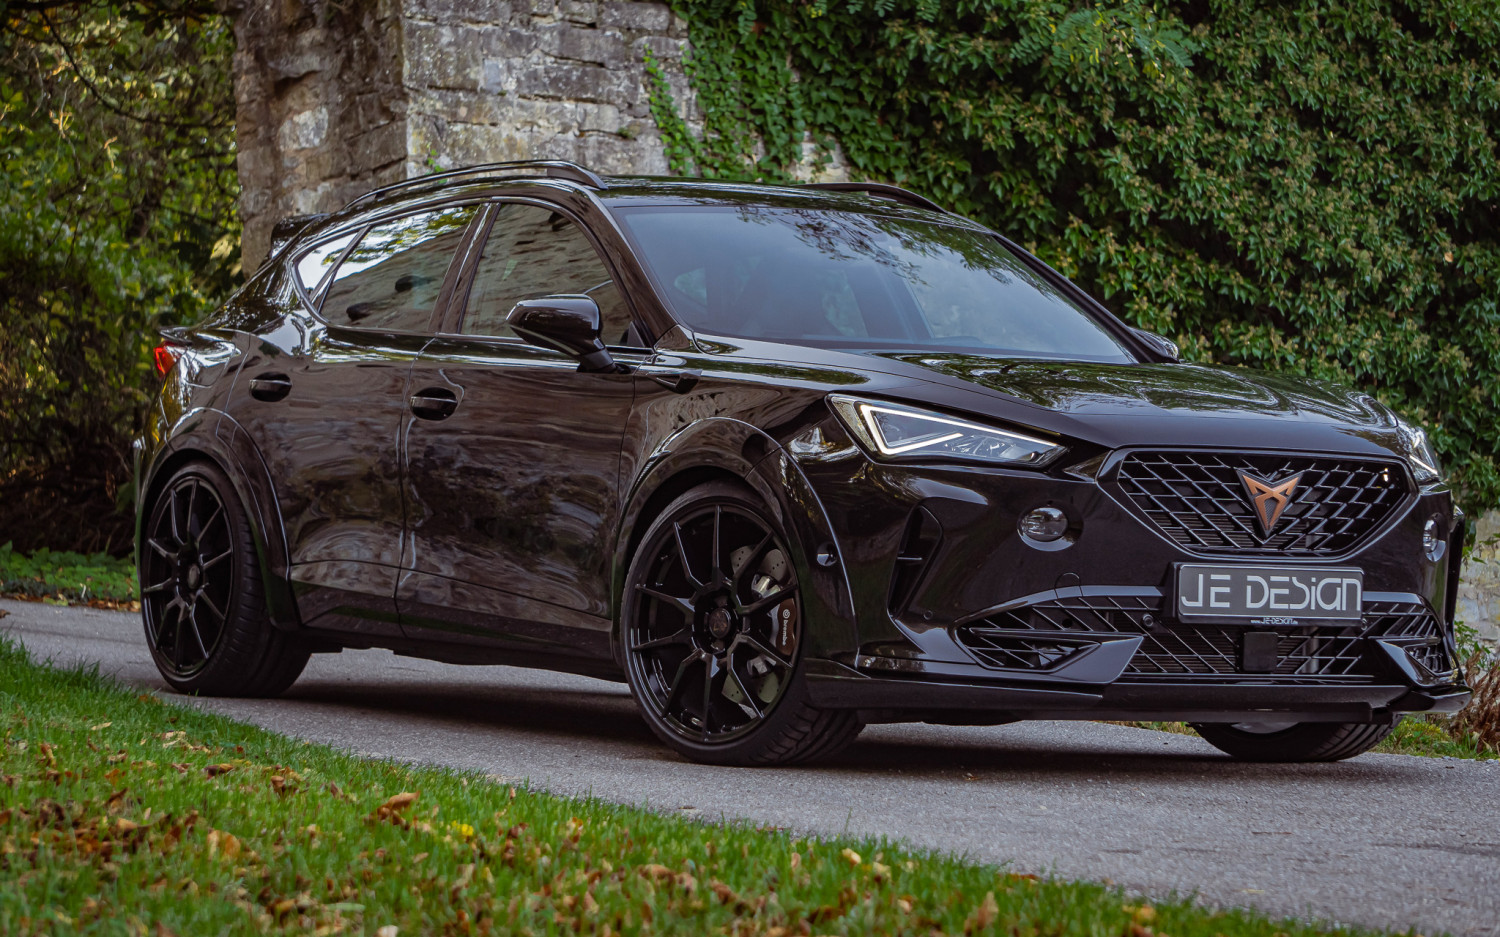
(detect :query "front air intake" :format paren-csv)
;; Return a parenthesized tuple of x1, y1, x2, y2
(889, 507, 942, 614)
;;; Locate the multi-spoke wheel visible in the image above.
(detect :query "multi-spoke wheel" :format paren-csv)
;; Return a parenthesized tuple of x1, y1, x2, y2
(1189, 719, 1399, 762)
(140, 461, 309, 697)
(623, 482, 862, 765)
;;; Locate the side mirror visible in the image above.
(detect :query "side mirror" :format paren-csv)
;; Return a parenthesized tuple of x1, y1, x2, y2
(1132, 327, 1180, 362)
(506, 295, 619, 372)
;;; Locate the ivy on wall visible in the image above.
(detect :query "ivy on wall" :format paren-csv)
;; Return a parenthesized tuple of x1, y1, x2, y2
(648, 0, 1500, 516)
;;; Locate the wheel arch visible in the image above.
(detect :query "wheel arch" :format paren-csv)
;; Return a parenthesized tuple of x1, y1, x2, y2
(611, 418, 858, 665)
(138, 413, 302, 632)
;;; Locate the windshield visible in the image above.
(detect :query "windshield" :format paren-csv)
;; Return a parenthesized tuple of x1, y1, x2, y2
(615, 204, 1136, 361)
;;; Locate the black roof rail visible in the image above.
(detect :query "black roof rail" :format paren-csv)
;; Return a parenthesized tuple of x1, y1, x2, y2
(800, 181, 948, 215)
(345, 160, 606, 211)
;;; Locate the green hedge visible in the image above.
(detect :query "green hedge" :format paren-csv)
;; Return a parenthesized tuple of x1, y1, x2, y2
(0, 5, 239, 554)
(649, 0, 1500, 516)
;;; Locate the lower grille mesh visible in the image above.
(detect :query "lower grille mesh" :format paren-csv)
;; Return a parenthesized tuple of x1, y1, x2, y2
(958, 591, 1451, 679)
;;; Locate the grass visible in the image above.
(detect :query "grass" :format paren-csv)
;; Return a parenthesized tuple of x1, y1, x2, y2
(0, 639, 1417, 937)
(0, 543, 137, 609)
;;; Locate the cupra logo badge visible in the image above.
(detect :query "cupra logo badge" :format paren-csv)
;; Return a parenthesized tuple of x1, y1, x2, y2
(1238, 470, 1303, 536)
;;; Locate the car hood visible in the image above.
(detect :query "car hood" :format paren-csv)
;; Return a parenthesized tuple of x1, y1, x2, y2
(693, 333, 1415, 459)
(869, 353, 1373, 421)
(860, 351, 1409, 457)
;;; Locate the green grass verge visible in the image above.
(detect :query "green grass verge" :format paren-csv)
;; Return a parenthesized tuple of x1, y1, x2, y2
(0, 639, 1406, 937)
(0, 543, 137, 607)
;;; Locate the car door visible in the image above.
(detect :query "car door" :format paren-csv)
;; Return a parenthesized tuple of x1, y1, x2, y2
(398, 200, 645, 658)
(228, 203, 480, 636)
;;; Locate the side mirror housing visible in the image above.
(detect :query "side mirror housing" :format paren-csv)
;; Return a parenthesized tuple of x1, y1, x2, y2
(506, 295, 618, 372)
(1132, 327, 1180, 362)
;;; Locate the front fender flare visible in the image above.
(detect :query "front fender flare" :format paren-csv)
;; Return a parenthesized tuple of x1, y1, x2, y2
(611, 417, 858, 665)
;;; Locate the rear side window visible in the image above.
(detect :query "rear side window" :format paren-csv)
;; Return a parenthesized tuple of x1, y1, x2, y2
(320, 205, 478, 332)
(461, 204, 636, 345)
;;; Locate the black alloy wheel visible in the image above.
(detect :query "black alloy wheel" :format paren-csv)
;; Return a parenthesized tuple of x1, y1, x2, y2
(623, 482, 861, 765)
(140, 461, 309, 697)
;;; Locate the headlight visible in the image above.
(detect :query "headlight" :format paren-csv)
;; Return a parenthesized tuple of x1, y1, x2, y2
(1398, 420, 1442, 484)
(828, 395, 1063, 467)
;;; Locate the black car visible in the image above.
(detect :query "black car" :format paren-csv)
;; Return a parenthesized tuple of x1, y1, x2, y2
(136, 160, 1469, 765)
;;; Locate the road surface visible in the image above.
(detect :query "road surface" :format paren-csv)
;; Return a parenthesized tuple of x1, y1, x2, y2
(4, 598, 1497, 935)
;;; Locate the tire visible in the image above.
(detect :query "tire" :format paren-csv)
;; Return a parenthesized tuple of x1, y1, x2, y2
(1188, 718, 1398, 762)
(139, 460, 310, 698)
(621, 481, 863, 766)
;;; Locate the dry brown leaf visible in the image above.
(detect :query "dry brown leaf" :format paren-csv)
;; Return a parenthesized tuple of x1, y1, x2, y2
(964, 890, 999, 934)
(841, 847, 861, 866)
(638, 863, 674, 881)
(115, 818, 139, 834)
(204, 764, 235, 778)
(206, 829, 242, 861)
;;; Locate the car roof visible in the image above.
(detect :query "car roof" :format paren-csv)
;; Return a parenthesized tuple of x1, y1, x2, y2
(276, 161, 985, 257)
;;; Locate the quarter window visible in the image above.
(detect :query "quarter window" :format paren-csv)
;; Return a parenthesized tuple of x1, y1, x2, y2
(321, 206, 478, 332)
(294, 231, 358, 296)
(462, 204, 636, 345)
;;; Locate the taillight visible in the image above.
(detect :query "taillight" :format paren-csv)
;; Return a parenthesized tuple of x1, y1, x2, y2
(153, 344, 184, 378)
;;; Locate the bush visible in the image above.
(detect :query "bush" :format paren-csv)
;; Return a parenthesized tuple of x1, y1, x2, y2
(653, 0, 1500, 516)
(0, 3, 239, 555)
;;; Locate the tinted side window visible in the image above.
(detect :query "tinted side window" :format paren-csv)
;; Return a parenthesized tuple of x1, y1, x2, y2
(321, 206, 477, 331)
(462, 204, 635, 345)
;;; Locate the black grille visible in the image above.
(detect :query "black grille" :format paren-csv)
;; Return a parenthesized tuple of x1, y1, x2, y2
(955, 633, 1096, 671)
(957, 592, 1449, 680)
(1112, 451, 1410, 556)
(1366, 599, 1454, 678)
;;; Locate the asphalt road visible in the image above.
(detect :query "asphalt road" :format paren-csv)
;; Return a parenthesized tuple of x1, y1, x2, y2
(4, 598, 1498, 935)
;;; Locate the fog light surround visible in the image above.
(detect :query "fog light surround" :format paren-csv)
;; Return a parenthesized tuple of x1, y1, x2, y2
(1423, 515, 1447, 562)
(1019, 505, 1075, 550)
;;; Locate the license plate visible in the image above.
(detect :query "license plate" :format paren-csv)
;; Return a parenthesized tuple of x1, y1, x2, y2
(1174, 564, 1363, 624)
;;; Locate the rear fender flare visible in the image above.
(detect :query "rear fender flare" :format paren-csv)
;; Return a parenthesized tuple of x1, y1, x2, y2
(137, 411, 301, 631)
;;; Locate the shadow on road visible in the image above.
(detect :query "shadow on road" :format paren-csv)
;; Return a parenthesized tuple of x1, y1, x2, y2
(232, 673, 1441, 786)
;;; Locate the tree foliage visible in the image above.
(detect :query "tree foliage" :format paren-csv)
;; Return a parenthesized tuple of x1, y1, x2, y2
(652, 0, 1500, 515)
(0, 0, 238, 553)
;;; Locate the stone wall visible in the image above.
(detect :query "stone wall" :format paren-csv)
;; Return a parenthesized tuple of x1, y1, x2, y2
(233, 0, 698, 269)
(1459, 510, 1500, 644)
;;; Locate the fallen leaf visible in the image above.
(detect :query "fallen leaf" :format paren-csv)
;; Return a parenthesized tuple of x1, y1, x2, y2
(841, 847, 861, 866)
(964, 890, 998, 933)
(376, 927, 398, 937)
(204, 764, 235, 778)
(638, 864, 674, 881)
(115, 818, 139, 834)
(206, 829, 242, 861)
(370, 792, 419, 825)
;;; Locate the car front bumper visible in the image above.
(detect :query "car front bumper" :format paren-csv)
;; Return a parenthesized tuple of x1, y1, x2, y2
(788, 421, 1471, 722)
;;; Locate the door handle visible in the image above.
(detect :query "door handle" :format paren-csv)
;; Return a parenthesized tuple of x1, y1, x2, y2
(248, 373, 292, 402)
(409, 387, 459, 420)
(649, 368, 701, 394)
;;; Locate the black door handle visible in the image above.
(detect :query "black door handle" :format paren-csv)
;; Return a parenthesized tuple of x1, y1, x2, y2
(409, 387, 459, 420)
(650, 368, 701, 394)
(248, 373, 292, 402)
